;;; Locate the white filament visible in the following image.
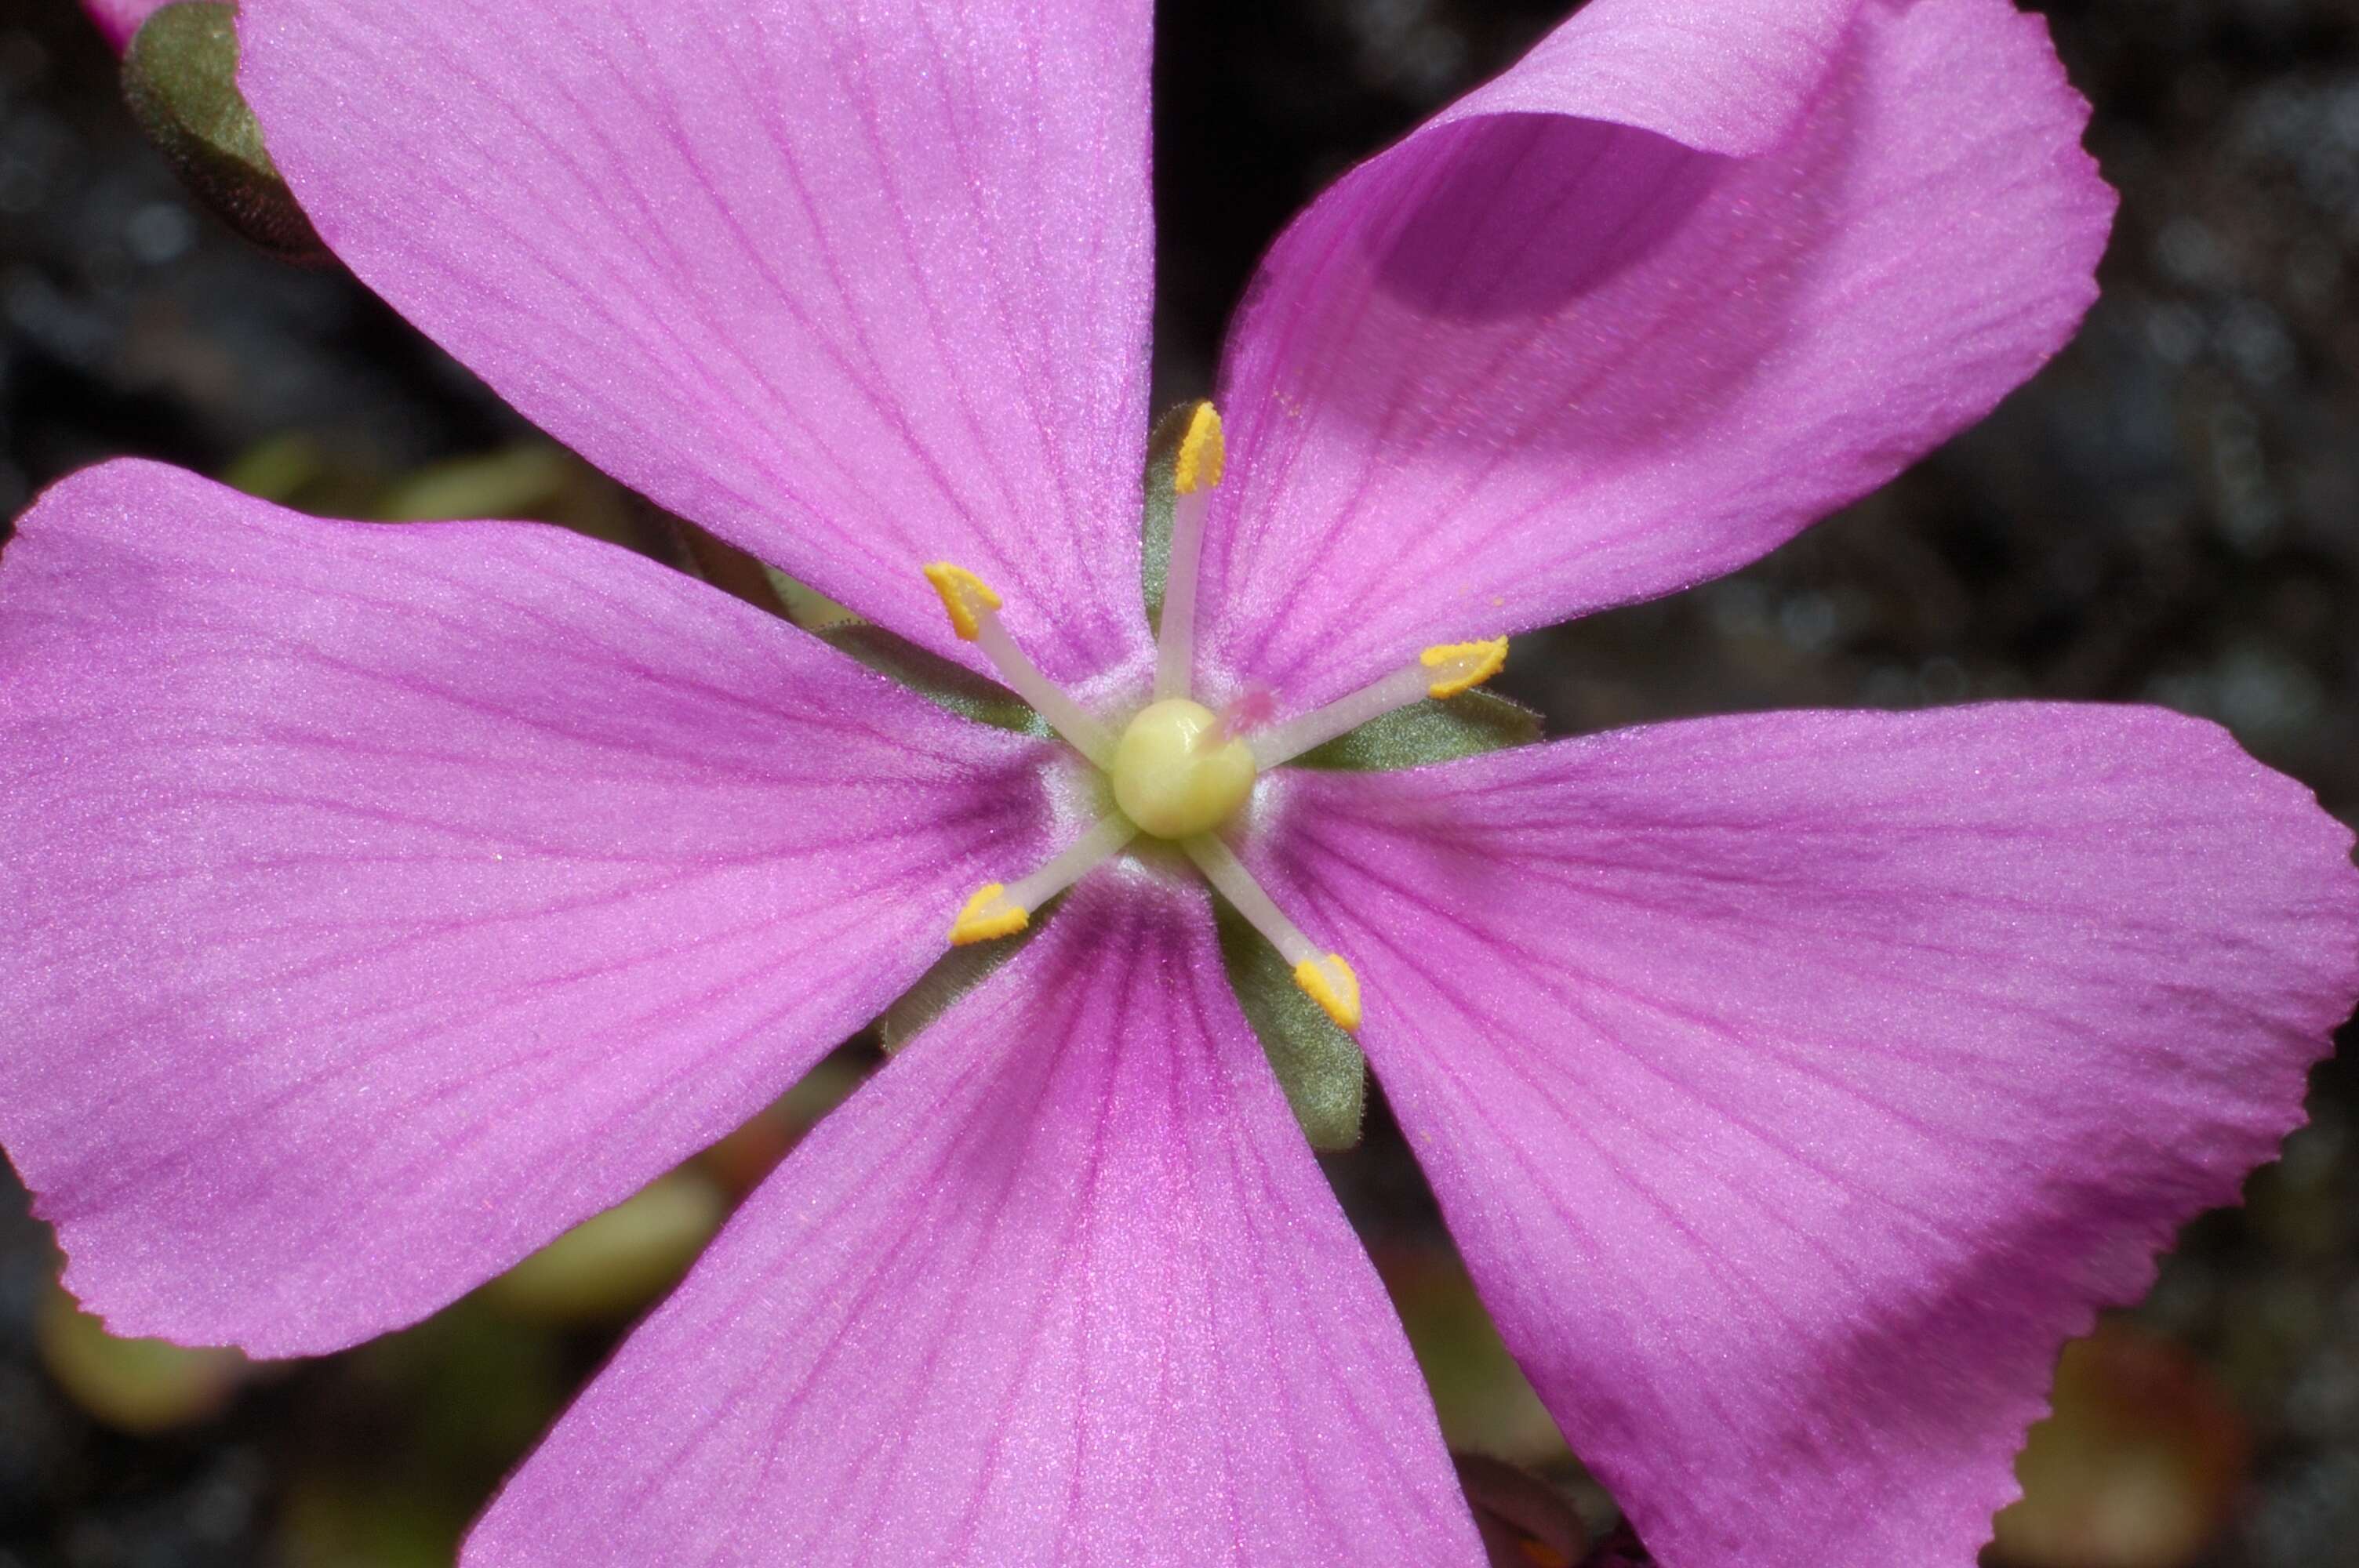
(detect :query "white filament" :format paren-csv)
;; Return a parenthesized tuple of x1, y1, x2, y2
(1155, 488, 1209, 701)
(1008, 812, 1140, 912)
(1247, 660, 1434, 771)
(974, 614, 1117, 768)
(1182, 832, 1318, 967)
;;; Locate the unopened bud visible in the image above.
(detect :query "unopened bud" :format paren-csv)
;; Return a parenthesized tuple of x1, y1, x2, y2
(121, 2, 328, 262)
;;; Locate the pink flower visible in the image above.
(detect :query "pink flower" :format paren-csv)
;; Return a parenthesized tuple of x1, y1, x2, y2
(4, 1, 2355, 1564)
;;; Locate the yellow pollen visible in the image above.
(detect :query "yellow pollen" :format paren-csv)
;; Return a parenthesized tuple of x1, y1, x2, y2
(1292, 954, 1361, 1033)
(921, 562, 1001, 641)
(1172, 403, 1226, 495)
(1110, 699, 1256, 840)
(949, 884, 1027, 946)
(1420, 637, 1509, 699)
(1517, 1544, 1573, 1568)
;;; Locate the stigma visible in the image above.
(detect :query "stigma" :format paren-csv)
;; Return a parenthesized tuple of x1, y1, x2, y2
(921, 401, 1510, 1036)
(1110, 699, 1256, 839)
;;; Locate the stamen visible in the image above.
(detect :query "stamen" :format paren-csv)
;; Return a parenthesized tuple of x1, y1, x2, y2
(922, 562, 1118, 766)
(1292, 953, 1361, 1035)
(1421, 637, 1509, 698)
(949, 884, 1027, 946)
(948, 812, 1140, 946)
(1154, 403, 1226, 701)
(1249, 637, 1509, 770)
(1183, 833, 1361, 1032)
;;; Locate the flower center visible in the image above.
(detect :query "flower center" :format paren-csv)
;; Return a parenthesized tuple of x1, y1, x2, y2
(1109, 699, 1256, 839)
(914, 401, 1510, 1037)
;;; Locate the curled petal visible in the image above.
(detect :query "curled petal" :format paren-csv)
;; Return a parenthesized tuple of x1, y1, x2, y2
(0, 461, 1052, 1356)
(238, 0, 1158, 684)
(1200, 0, 2114, 711)
(1441, 0, 1858, 155)
(1245, 706, 2359, 1568)
(467, 877, 1482, 1566)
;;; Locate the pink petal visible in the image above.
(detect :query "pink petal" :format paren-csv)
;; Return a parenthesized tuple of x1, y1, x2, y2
(82, 0, 166, 49)
(1442, 0, 1857, 156)
(1245, 706, 2359, 1567)
(1198, 0, 2115, 711)
(236, 0, 1157, 684)
(0, 461, 1053, 1357)
(466, 876, 1483, 1567)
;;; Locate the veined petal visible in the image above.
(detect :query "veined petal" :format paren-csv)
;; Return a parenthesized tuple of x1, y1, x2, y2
(466, 876, 1483, 1567)
(1198, 0, 2114, 711)
(0, 461, 1053, 1357)
(1245, 706, 2359, 1568)
(237, 0, 1157, 684)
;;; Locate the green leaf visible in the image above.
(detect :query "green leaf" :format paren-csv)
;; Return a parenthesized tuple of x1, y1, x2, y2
(1294, 688, 1543, 771)
(816, 622, 1049, 737)
(1215, 898, 1366, 1152)
(1139, 400, 1210, 636)
(878, 893, 1065, 1054)
(122, 3, 328, 262)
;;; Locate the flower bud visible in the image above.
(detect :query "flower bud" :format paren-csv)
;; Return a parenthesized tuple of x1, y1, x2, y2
(120, 2, 327, 261)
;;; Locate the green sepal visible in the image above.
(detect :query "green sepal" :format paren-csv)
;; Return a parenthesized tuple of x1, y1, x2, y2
(816, 622, 1049, 738)
(1140, 400, 1210, 636)
(1215, 898, 1367, 1152)
(878, 894, 1064, 1054)
(122, 3, 329, 263)
(1294, 688, 1542, 771)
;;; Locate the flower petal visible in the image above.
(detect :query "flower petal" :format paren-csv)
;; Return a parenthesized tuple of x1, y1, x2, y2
(1245, 706, 2359, 1567)
(1198, 0, 2114, 710)
(0, 461, 1052, 1357)
(465, 875, 1483, 1567)
(1442, 0, 1858, 156)
(237, 0, 1157, 683)
(84, 0, 168, 50)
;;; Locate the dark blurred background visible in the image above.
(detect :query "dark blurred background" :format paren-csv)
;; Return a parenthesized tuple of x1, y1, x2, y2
(3, 1, 2357, 1564)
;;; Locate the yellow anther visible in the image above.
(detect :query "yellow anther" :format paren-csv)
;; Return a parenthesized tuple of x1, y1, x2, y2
(949, 884, 1027, 946)
(1420, 637, 1509, 699)
(1292, 953, 1361, 1033)
(1173, 403, 1226, 495)
(921, 562, 1002, 641)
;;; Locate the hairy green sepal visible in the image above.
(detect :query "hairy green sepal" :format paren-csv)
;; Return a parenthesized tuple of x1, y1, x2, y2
(1139, 401, 1205, 637)
(878, 894, 1063, 1054)
(1293, 688, 1542, 770)
(1216, 899, 1366, 1152)
(123, 3, 327, 262)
